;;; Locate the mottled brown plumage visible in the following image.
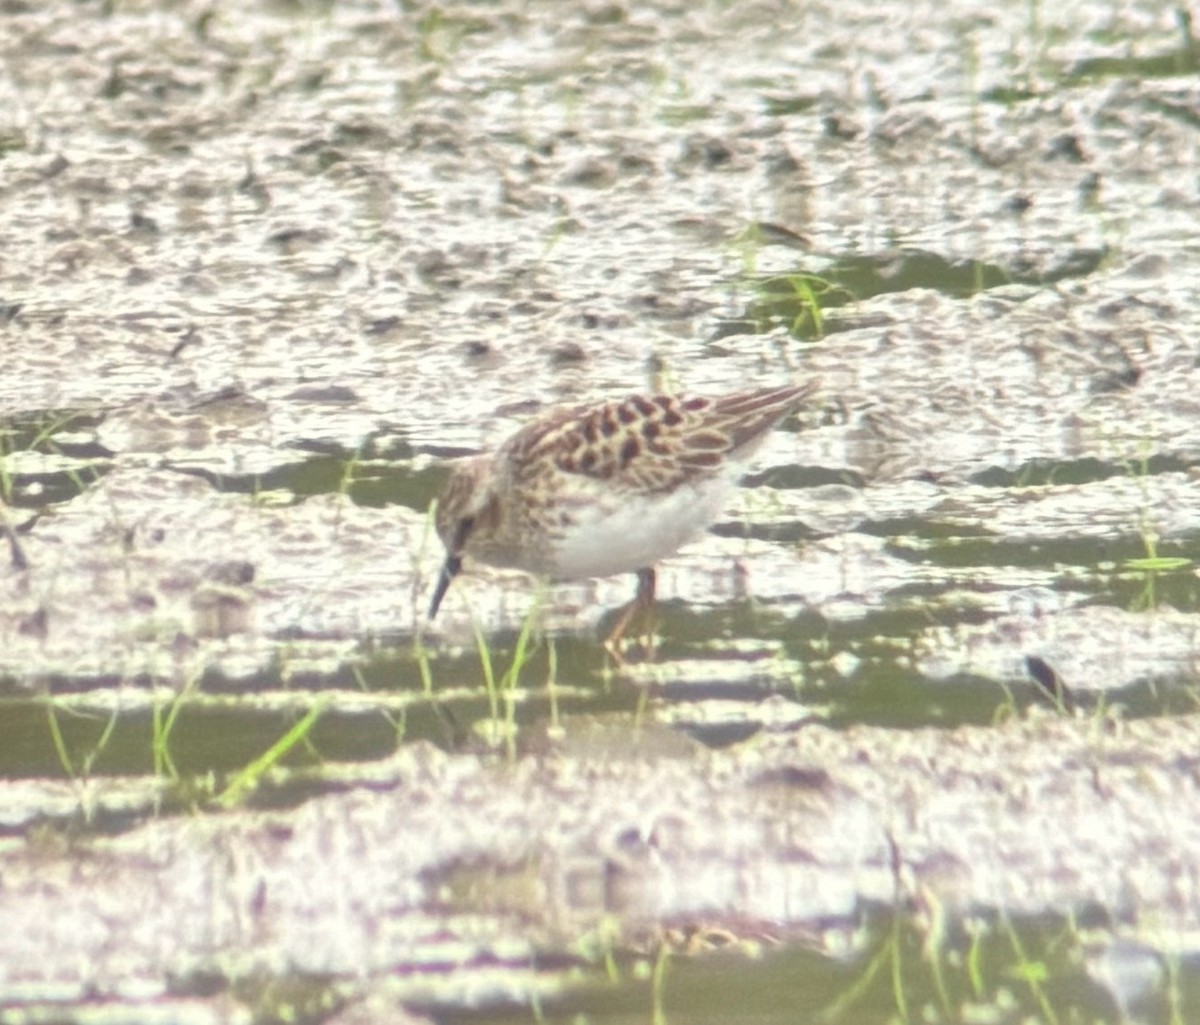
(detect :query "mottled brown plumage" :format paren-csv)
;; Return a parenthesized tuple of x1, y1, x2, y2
(428, 383, 818, 648)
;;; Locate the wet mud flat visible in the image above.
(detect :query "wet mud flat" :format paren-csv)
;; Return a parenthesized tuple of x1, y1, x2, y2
(4, 715, 1200, 1023)
(2, 0, 1200, 1022)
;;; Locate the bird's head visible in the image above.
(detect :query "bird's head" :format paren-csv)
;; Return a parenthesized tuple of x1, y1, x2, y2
(428, 457, 499, 619)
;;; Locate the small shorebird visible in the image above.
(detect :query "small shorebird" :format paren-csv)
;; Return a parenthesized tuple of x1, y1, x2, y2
(428, 382, 818, 653)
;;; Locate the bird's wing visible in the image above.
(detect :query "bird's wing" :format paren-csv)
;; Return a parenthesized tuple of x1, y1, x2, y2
(507, 384, 816, 496)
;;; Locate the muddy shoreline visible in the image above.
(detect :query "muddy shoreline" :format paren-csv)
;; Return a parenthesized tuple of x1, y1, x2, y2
(2, 0, 1199, 1021)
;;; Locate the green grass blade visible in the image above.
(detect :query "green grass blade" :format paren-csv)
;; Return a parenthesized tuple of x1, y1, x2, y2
(217, 700, 325, 808)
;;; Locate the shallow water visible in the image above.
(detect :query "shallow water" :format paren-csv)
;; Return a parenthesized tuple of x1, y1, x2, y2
(2, 0, 1199, 1022)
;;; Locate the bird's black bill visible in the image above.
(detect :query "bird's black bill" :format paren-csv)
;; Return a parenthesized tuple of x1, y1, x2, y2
(428, 555, 462, 619)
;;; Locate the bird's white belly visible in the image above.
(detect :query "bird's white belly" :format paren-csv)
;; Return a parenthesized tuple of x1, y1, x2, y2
(546, 475, 736, 580)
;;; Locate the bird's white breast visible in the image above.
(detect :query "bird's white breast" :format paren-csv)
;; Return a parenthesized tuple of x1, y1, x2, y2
(544, 471, 738, 580)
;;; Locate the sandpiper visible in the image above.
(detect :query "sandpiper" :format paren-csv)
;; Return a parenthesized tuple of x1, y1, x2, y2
(429, 383, 817, 652)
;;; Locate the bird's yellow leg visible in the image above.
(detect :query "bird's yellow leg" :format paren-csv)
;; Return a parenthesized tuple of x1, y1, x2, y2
(603, 568, 657, 663)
